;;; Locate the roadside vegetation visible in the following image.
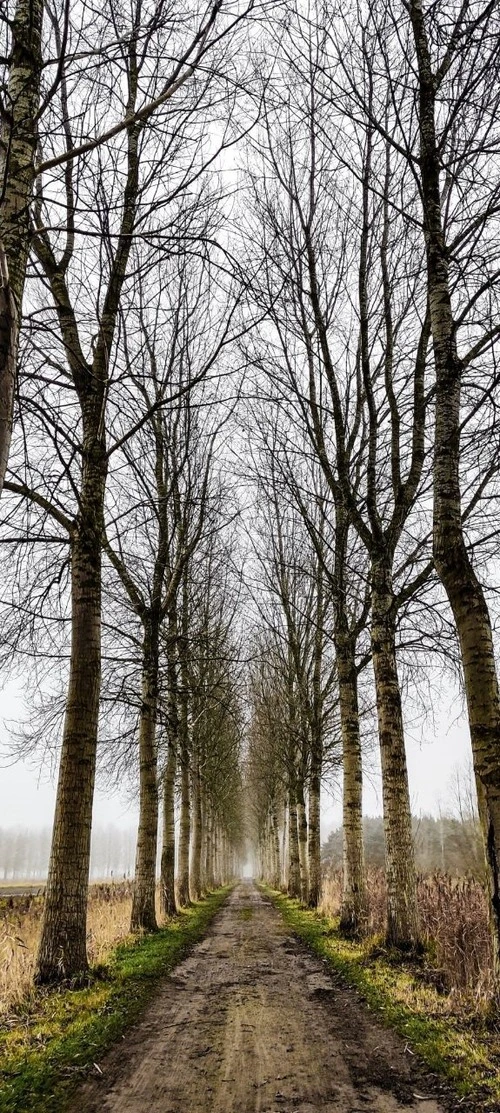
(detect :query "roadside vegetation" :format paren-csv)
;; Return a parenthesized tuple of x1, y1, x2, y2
(0, 886, 230, 1113)
(268, 887, 500, 1111)
(321, 868, 493, 1001)
(0, 882, 134, 1014)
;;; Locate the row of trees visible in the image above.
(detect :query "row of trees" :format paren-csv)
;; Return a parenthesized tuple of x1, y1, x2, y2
(244, 467, 336, 909)
(0, 0, 252, 982)
(1, 0, 500, 1004)
(0, 806, 483, 884)
(240, 0, 500, 995)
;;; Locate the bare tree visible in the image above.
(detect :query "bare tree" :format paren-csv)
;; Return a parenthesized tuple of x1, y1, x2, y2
(407, 0, 500, 988)
(0, 0, 43, 493)
(1, 0, 252, 981)
(244, 433, 337, 903)
(245, 397, 371, 925)
(103, 259, 233, 930)
(187, 534, 245, 897)
(321, 0, 500, 989)
(0, 0, 253, 497)
(242, 6, 443, 945)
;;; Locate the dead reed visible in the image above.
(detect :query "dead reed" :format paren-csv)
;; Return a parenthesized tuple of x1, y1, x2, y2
(320, 868, 493, 1002)
(0, 882, 135, 1015)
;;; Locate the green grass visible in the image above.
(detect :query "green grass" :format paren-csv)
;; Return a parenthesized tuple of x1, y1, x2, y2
(265, 887, 500, 1111)
(0, 886, 231, 1113)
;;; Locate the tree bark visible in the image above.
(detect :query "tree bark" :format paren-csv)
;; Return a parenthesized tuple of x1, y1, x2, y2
(288, 793, 301, 898)
(189, 758, 203, 901)
(270, 808, 281, 889)
(130, 620, 159, 932)
(199, 798, 207, 894)
(177, 756, 191, 906)
(337, 632, 366, 934)
(372, 557, 419, 949)
(296, 775, 309, 904)
(282, 802, 288, 890)
(160, 609, 179, 916)
(212, 823, 220, 886)
(308, 760, 322, 908)
(409, 0, 500, 989)
(35, 467, 105, 982)
(0, 0, 43, 495)
(222, 832, 230, 884)
(160, 742, 177, 917)
(176, 573, 191, 906)
(204, 809, 215, 889)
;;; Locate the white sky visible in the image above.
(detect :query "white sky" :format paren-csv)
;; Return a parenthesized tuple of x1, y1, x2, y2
(0, 679, 138, 831)
(322, 711, 472, 835)
(0, 676, 473, 837)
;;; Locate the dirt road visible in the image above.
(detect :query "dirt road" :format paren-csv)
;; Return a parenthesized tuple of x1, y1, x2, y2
(77, 882, 447, 1113)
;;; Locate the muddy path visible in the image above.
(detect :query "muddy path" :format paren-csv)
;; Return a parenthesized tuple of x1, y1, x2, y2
(76, 882, 451, 1113)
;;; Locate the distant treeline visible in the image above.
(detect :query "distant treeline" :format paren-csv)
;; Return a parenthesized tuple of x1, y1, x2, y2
(2, 814, 483, 882)
(0, 825, 137, 882)
(322, 815, 484, 877)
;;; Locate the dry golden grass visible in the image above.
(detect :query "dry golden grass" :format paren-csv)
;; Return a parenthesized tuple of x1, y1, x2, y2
(0, 882, 135, 1015)
(320, 868, 493, 1005)
(2, 871, 492, 1017)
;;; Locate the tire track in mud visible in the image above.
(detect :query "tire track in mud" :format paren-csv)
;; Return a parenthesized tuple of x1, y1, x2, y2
(76, 881, 449, 1113)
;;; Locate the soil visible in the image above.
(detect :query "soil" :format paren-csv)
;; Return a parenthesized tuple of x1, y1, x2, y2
(75, 882, 455, 1113)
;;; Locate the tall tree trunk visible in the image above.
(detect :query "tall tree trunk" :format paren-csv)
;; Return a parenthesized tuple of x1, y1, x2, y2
(0, 0, 43, 494)
(296, 773, 309, 904)
(282, 802, 288, 890)
(130, 620, 159, 933)
(264, 820, 270, 883)
(199, 797, 207, 894)
(34, 68, 138, 982)
(176, 575, 190, 906)
(205, 809, 215, 889)
(177, 757, 191, 906)
(213, 823, 220, 886)
(222, 832, 230, 883)
(160, 742, 177, 917)
(270, 808, 281, 889)
(189, 758, 203, 901)
(288, 792, 301, 898)
(372, 557, 419, 949)
(35, 463, 105, 983)
(161, 609, 179, 916)
(308, 544, 325, 910)
(308, 758, 321, 908)
(336, 632, 366, 934)
(263, 816, 272, 883)
(410, 0, 500, 992)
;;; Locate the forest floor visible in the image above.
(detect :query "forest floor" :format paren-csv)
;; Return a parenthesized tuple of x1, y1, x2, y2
(76, 882, 458, 1113)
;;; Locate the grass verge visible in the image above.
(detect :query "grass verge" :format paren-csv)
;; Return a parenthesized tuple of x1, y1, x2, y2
(0, 886, 231, 1113)
(265, 887, 500, 1111)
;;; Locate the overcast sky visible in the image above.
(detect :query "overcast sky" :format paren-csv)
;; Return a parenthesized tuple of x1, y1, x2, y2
(0, 675, 472, 838)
